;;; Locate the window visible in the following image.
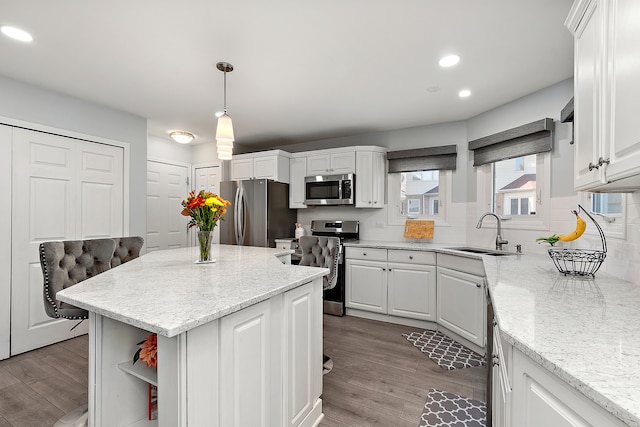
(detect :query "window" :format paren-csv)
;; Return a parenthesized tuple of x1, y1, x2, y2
(580, 192, 626, 239)
(388, 169, 450, 225)
(477, 152, 550, 230)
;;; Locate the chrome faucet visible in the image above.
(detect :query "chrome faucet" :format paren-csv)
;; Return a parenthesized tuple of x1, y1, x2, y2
(476, 212, 508, 251)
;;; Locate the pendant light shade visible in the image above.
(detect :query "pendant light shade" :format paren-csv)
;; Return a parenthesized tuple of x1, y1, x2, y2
(215, 113, 234, 142)
(215, 62, 235, 160)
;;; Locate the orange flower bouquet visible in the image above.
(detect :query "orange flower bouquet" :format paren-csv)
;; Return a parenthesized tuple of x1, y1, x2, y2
(181, 190, 231, 262)
(133, 333, 157, 369)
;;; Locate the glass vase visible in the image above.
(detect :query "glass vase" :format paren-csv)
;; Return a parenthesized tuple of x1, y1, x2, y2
(197, 230, 214, 263)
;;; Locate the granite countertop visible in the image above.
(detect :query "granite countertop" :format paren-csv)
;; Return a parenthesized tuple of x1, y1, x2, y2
(57, 245, 328, 338)
(344, 240, 640, 426)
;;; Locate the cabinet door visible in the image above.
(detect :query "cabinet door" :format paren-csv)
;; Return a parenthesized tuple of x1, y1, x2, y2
(604, 0, 640, 183)
(220, 299, 278, 427)
(306, 154, 331, 175)
(492, 325, 511, 427)
(329, 151, 356, 174)
(345, 259, 387, 313)
(387, 263, 436, 321)
(355, 151, 373, 208)
(253, 156, 279, 180)
(231, 158, 254, 180)
(436, 267, 485, 347)
(371, 151, 386, 207)
(573, 0, 605, 190)
(289, 157, 307, 208)
(283, 281, 322, 427)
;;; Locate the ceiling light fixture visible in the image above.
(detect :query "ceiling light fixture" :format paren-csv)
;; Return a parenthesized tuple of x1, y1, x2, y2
(458, 89, 472, 98)
(439, 55, 460, 67)
(1, 25, 33, 42)
(169, 130, 195, 144)
(215, 61, 235, 160)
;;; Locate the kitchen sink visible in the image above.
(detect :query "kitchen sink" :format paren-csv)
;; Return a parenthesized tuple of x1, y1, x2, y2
(447, 247, 517, 256)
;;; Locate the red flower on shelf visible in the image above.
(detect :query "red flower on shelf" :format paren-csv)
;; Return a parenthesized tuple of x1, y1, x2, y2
(133, 333, 157, 369)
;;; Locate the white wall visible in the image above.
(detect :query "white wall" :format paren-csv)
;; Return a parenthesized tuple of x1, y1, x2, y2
(148, 135, 194, 164)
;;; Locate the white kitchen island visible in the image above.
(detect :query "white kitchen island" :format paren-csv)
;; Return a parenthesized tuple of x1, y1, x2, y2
(57, 245, 328, 427)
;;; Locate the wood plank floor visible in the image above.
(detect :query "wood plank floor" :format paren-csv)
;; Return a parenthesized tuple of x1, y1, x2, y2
(0, 315, 486, 426)
(319, 315, 487, 427)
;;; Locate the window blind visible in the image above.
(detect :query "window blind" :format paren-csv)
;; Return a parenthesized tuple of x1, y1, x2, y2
(468, 118, 554, 166)
(387, 145, 457, 173)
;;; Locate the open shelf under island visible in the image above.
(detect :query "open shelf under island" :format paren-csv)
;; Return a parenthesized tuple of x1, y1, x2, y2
(58, 245, 328, 427)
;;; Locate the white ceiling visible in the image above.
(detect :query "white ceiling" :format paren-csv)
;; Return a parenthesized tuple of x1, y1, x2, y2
(0, 0, 574, 150)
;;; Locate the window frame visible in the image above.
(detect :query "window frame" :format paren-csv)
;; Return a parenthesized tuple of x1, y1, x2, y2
(578, 192, 627, 240)
(387, 169, 451, 226)
(477, 152, 551, 230)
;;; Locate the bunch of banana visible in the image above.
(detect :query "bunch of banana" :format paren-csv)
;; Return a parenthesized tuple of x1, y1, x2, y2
(536, 210, 587, 245)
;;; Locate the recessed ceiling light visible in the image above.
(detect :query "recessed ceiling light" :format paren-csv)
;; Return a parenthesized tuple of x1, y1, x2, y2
(169, 130, 195, 144)
(1, 26, 33, 42)
(458, 89, 472, 98)
(439, 55, 460, 67)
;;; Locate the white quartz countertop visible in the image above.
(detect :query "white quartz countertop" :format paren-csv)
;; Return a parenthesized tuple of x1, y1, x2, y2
(345, 240, 640, 426)
(57, 245, 328, 338)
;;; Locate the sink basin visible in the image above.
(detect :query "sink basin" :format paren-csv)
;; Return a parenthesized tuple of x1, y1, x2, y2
(447, 247, 516, 256)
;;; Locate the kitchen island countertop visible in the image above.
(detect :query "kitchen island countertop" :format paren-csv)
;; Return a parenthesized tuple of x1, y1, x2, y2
(344, 240, 640, 426)
(57, 245, 328, 338)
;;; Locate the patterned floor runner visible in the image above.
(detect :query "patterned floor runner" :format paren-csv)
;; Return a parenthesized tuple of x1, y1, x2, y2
(419, 388, 486, 427)
(402, 330, 486, 370)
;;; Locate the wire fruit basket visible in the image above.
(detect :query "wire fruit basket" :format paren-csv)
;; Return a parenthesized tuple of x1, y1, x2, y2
(547, 205, 606, 277)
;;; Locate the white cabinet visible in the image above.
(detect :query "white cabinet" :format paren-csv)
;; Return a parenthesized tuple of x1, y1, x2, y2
(231, 150, 291, 183)
(511, 346, 626, 427)
(567, 0, 640, 191)
(345, 248, 437, 321)
(436, 266, 485, 348)
(355, 150, 386, 208)
(306, 150, 355, 175)
(492, 324, 512, 427)
(289, 156, 307, 208)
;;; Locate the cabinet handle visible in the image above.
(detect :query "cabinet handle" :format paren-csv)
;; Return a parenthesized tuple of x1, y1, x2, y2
(476, 283, 482, 288)
(388, 268, 392, 272)
(409, 256, 413, 259)
(382, 268, 386, 271)
(363, 253, 367, 256)
(588, 162, 599, 171)
(598, 157, 610, 166)
(374, 201, 377, 204)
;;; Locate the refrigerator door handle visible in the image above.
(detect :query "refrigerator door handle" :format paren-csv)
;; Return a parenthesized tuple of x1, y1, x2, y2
(238, 186, 247, 244)
(234, 187, 242, 244)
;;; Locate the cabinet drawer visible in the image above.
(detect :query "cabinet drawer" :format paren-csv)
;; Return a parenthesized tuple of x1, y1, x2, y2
(387, 250, 436, 265)
(345, 247, 387, 262)
(437, 253, 485, 276)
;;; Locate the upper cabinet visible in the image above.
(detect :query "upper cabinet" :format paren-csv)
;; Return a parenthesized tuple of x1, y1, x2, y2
(306, 150, 355, 175)
(355, 150, 386, 208)
(567, 0, 640, 191)
(230, 150, 291, 183)
(289, 155, 307, 209)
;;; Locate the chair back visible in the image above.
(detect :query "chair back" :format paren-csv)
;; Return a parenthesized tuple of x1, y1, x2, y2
(40, 236, 144, 320)
(298, 236, 340, 290)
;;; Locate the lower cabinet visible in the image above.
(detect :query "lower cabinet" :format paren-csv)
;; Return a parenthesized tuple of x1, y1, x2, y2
(436, 266, 485, 348)
(491, 324, 512, 427)
(91, 279, 323, 427)
(345, 248, 437, 321)
(511, 346, 626, 427)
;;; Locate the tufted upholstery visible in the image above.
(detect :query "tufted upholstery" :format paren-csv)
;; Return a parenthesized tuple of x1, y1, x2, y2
(298, 236, 340, 290)
(40, 236, 144, 320)
(111, 236, 144, 267)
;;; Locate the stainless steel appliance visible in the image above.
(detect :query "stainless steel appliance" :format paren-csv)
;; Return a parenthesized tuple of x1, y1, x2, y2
(304, 173, 355, 206)
(219, 179, 297, 248)
(310, 219, 359, 316)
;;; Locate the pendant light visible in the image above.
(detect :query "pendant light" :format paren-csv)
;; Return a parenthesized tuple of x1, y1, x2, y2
(216, 61, 234, 160)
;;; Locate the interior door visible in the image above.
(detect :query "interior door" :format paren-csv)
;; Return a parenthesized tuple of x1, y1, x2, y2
(11, 128, 125, 355)
(146, 160, 190, 252)
(193, 165, 221, 244)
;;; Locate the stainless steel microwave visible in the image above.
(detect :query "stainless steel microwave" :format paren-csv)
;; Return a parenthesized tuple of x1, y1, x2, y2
(304, 173, 355, 205)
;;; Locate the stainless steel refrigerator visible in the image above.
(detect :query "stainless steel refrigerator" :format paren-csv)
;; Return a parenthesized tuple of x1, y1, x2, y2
(219, 179, 297, 247)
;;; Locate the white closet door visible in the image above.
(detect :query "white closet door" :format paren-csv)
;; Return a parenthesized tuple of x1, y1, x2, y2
(193, 165, 221, 244)
(146, 160, 190, 252)
(10, 128, 124, 355)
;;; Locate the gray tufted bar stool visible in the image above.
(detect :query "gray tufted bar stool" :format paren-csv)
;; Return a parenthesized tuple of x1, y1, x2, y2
(298, 235, 339, 375)
(39, 236, 144, 427)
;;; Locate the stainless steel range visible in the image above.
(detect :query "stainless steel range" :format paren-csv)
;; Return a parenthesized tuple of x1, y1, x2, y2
(309, 219, 359, 316)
